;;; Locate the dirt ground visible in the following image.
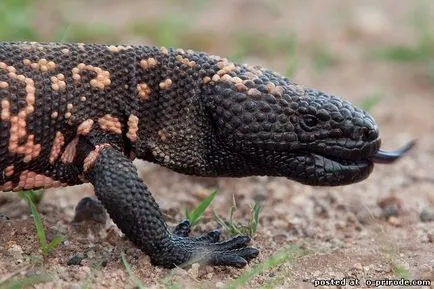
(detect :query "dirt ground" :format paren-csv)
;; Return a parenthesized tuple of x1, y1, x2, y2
(1, 0, 434, 288)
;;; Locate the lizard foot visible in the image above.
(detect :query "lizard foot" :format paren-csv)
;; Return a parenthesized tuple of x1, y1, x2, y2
(151, 233, 258, 268)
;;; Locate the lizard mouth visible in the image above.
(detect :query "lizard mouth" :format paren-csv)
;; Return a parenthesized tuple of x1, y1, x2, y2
(295, 139, 415, 186)
(310, 138, 415, 164)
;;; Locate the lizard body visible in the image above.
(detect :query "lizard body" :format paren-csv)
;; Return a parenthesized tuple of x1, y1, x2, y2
(0, 42, 409, 268)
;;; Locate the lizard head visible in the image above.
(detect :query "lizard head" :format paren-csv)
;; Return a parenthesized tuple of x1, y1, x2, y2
(205, 67, 414, 185)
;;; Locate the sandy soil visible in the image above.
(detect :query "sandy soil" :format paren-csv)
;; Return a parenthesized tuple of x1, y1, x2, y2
(1, 1, 434, 288)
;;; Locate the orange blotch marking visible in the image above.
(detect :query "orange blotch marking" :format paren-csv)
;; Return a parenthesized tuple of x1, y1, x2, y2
(72, 64, 111, 90)
(50, 74, 66, 91)
(159, 79, 172, 90)
(17, 170, 63, 190)
(126, 114, 139, 142)
(77, 119, 94, 135)
(175, 55, 196, 67)
(83, 144, 111, 172)
(61, 137, 79, 164)
(24, 58, 57, 72)
(49, 131, 65, 164)
(98, 114, 122, 134)
(140, 58, 159, 70)
(4, 165, 14, 177)
(137, 83, 152, 100)
(0, 62, 41, 162)
(107, 45, 131, 53)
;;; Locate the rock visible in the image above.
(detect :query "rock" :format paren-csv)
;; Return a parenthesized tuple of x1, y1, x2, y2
(188, 263, 200, 279)
(67, 254, 83, 266)
(351, 263, 363, 271)
(7, 243, 23, 259)
(427, 232, 434, 243)
(387, 216, 401, 226)
(378, 195, 402, 218)
(420, 207, 434, 222)
(73, 196, 107, 224)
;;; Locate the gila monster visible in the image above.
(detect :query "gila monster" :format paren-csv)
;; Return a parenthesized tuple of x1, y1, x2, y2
(0, 42, 413, 268)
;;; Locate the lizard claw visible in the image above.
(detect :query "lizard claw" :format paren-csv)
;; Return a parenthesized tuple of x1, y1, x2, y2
(212, 247, 259, 267)
(173, 219, 192, 237)
(173, 220, 221, 243)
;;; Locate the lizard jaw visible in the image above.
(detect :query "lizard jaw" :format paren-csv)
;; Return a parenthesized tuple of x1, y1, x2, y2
(299, 139, 415, 186)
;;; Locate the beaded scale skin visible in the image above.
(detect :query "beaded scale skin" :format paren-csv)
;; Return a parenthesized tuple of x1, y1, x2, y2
(0, 42, 405, 267)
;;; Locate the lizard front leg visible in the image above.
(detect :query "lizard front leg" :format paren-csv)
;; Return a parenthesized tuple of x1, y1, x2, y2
(79, 138, 258, 268)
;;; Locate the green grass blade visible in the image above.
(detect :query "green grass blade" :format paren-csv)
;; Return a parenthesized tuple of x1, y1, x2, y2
(375, 46, 427, 62)
(224, 245, 307, 289)
(213, 210, 228, 230)
(186, 190, 217, 226)
(249, 203, 261, 237)
(360, 92, 383, 113)
(0, 274, 51, 289)
(47, 235, 65, 252)
(121, 252, 146, 289)
(23, 191, 48, 256)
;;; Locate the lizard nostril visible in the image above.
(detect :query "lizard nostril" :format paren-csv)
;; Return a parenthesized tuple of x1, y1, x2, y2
(363, 127, 378, 141)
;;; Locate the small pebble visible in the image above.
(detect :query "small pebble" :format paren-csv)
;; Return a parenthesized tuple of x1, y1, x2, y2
(420, 207, 434, 222)
(67, 255, 83, 266)
(7, 244, 23, 259)
(216, 281, 225, 288)
(188, 263, 200, 279)
(378, 195, 402, 218)
(428, 232, 434, 243)
(73, 196, 107, 223)
(387, 216, 401, 226)
(351, 262, 363, 271)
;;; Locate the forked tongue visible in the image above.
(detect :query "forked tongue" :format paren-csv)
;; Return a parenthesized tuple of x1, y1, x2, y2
(370, 140, 416, 164)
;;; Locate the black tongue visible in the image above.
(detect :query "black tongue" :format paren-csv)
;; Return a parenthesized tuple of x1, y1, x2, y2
(370, 140, 416, 164)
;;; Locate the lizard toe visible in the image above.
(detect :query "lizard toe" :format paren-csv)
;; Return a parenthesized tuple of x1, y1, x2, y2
(193, 229, 221, 243)
(173, 219, 192, 237)
(207, 246, 259, 267)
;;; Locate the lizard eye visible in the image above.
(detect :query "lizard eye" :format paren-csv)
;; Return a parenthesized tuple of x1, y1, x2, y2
(302, 115, 318, 127)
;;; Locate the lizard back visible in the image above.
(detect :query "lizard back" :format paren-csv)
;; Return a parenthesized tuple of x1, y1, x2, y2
(0, 42, 137, 190)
